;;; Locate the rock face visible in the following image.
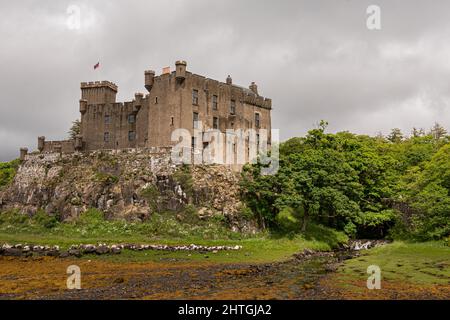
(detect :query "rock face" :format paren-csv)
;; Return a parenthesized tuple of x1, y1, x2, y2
(0, 150, 257, 232)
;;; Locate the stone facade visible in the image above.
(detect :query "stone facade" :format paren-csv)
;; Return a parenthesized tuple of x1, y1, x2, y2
(33, 61, 272, 167)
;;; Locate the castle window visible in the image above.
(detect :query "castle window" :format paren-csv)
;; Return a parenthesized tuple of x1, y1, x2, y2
(128, 131, 136, 141)
(104, 114, 111, 124)
(193, 112, 199, 129)
(104, 132, 110, 142)
(213, 117, 219, 129)
(212, 95, 218, 110)
(191, 136, 196, 149)
(255, 113, 260, 128)
(230, 100, 236, 115)
(171, 117, 174, 126)
(192, 89, 199, 105)
(128, 114, 136, 124)
(155, 97, 158, 104)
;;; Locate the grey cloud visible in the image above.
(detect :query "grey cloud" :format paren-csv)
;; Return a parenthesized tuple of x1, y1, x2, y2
(1, 0, 449, 161)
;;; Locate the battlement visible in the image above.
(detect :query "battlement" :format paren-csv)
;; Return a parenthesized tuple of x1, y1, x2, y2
(81, 81, 118, 92)
(80, 80, 118, 104)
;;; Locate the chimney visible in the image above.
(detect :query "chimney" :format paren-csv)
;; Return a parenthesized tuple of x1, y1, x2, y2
(162, 66, 171, 74)
(226, 75, 232, 85)
(249, 82, 258, 95)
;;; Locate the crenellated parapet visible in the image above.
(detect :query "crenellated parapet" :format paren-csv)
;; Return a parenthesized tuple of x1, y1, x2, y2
(80, 81, 118, 92)
(80, 81, 118, 105)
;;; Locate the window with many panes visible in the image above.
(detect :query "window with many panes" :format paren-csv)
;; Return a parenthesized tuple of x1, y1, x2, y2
(128, 114, 136, 124)
(105, 114, 111, 124)
(128, 131, 135, 141)
(213, 117, 219, 129)
(230, 100, 236, 115)
(212, 95, 218, 110)
(104, 132, 110, 142)
(192, 89, 199, 105)
(193, 112, 199, 129)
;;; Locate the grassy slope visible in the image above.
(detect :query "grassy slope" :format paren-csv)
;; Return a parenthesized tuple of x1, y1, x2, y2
(337, 241, 450, 286)
(0, 210, 348, 264)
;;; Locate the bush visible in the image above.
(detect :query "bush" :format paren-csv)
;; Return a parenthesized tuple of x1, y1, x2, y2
(0, 159, 20, 189)
(32, 210, 59, 229)
(77, 209, 105, 225)
(140, 185, 160, 211)
(275, 207, 299, 232)
(172, 165, 193, 197)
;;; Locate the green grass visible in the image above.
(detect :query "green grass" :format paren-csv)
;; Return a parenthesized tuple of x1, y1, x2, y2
(338, 241, 450, 285)
(0, 209, 348, 264)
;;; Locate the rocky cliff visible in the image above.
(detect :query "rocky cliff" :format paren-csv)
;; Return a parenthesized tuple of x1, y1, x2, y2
(0, 149, 255, 232)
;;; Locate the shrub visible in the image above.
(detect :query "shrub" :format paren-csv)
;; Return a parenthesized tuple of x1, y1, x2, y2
(275, 207, 299, 232)
(0, 159, 20, 189)
(32, 210, 59, 229)
(172, 165, 193, 197)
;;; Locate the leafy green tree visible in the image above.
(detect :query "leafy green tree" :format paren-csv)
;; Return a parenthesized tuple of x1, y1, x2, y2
(68, 119, 81, 140)
(408, 144, 450, 239)
(429, 122, 448, 141)
(241, 122, 449, 240)
(387, 128, 404, 143)
(411, 127, 425, 138)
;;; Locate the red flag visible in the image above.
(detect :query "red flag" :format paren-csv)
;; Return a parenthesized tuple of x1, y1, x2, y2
(94, 62, 100, 70)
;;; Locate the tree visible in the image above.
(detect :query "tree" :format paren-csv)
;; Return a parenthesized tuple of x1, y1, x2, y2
(429, 122, 447, 141)
(408, 143, 450, 239)
(275, 148, 362, 232)
(241, 123, 448, 240)
(411, 127, 425, 138)
(387, 128, 404, 143)
(68, 119, 81, 140)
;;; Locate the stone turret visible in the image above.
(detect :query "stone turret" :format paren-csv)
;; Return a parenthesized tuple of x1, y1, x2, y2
(145, 70, 155, 93)
(79, 99, 87, 114)
(19, 148, 28, 161)
(226, 75, 232, 85)
(38, 136, 45, 152)
(175, 60, 187, 81)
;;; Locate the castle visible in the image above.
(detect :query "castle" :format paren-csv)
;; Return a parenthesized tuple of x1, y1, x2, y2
(21, 61, 272, 165)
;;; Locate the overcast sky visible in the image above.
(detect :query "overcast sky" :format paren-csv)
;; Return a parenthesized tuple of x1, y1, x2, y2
(1, 0, 449, 161)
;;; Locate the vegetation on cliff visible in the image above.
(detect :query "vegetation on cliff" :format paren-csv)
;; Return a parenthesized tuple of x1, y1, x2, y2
(0, 159, 20, 190)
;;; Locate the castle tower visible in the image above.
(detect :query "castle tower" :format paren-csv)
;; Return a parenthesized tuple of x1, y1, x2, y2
(145, 70, 155, 93)
(80, 81, 118, 105)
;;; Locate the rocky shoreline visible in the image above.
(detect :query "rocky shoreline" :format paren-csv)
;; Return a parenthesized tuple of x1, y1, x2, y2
(0, 243, 242, 258)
